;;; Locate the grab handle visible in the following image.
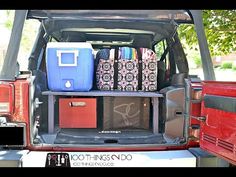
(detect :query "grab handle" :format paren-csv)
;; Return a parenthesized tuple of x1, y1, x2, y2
(57, 50, 78, 67)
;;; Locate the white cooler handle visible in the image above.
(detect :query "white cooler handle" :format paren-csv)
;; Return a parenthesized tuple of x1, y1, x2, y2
(57, 50, 79, 67)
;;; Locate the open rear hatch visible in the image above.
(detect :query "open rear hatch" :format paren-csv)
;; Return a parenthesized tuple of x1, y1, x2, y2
(26, 10, 193, 23)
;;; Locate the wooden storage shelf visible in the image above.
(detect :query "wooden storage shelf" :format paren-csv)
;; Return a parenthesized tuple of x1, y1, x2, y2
(42, 90, 163, 97)
(42, 90, 163, 134)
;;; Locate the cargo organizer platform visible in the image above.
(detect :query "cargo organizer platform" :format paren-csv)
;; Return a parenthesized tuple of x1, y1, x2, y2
(42, 91, 163, 134)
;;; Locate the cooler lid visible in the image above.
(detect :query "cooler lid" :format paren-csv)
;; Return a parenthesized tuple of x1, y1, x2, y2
(46, 42, 93, 49)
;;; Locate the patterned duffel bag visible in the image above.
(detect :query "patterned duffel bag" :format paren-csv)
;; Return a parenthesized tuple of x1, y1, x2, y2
(96, 47, 158, 91)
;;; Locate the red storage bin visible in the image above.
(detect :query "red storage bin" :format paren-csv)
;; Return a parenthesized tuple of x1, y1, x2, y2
(59, 98, 96, 128)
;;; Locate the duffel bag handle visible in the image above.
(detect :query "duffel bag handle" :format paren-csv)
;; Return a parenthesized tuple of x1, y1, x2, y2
(57, 50, 79, 67)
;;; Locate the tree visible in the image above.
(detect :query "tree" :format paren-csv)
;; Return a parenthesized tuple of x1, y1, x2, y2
(178, 10, 236, 56)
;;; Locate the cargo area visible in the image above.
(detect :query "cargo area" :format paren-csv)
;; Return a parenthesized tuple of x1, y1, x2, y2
(20, 14, 191, 148)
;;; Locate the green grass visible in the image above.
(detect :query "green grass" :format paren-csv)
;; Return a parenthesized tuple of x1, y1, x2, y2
(221, 61, 233, 69)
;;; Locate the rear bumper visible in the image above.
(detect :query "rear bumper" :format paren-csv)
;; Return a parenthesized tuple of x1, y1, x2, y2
(0, 150, 29, 167)
(0, 149, 196, 167)
(0, 148, 229, 167)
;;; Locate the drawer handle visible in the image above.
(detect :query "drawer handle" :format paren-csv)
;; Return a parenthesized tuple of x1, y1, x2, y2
(69, 102, 86, 107)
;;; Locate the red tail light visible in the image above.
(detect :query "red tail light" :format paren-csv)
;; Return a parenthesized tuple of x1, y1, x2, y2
(0, 82, 14, 115)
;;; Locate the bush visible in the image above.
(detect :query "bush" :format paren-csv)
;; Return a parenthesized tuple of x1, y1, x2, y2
(221, 61, 233, 69)
(193, 56, 202, 68)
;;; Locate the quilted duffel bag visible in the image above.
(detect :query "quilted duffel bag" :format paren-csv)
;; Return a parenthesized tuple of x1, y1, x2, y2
(96, 47, 158, 91)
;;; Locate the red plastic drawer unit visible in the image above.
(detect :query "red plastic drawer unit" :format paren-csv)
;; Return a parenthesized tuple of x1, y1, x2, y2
(59, 98, 97, 128)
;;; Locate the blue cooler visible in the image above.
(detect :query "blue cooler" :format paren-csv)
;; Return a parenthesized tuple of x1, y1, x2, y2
(46, 42, 94, 91)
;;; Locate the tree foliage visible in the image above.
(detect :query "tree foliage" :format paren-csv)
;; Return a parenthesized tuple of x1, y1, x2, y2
(178, 10, 236, 56)
(4, 10, 14, 29)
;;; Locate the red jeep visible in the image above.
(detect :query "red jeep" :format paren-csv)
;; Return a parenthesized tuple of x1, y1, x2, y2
(0, 10, 235, 167)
